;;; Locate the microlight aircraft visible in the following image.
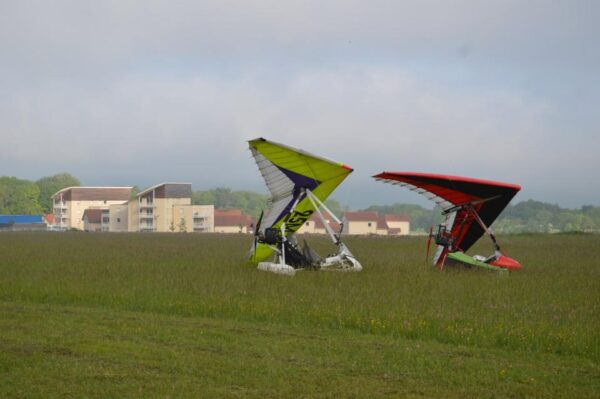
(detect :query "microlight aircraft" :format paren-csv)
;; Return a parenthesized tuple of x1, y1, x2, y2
(374, 172, 522, 272)
(248, 138, 362, 275)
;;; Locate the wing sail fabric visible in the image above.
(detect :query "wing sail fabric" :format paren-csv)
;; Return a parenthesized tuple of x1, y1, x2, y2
(249, 138, 353, 262)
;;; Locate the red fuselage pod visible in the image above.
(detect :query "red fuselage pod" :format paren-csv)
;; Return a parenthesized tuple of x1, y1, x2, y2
(490, 255, 522, 270)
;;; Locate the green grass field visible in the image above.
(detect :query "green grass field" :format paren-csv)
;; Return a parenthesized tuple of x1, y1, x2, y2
(0, 232, 598, 397)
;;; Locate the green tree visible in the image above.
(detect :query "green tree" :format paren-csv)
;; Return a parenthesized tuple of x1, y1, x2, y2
(192, 188, 268, 219)
(0, 177, 43, 215)
(325, 199, 343, 217)
(130, 185, 141, 199)
(36, 173, 80, 213)
(213, 187, 236, 209)
(192, 190, 216, 206)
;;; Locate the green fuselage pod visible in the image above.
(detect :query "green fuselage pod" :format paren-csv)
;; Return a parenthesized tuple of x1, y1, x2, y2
(446, 252, 508, 273)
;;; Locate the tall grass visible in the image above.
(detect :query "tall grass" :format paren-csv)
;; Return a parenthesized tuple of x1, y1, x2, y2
(0, 232, 598, 361)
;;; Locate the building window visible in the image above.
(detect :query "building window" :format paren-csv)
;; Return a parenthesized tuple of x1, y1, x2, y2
(368, 222, 372, 227)
(117, 218, 121, 222)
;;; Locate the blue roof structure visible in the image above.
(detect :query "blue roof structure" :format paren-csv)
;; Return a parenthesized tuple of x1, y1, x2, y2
(0, 215, 45, 224)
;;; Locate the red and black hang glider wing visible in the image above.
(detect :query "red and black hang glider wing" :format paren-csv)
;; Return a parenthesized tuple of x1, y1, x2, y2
(373, 172, 521, 252)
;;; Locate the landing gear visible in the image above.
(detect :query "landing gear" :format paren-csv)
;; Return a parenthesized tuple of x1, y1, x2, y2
(256, 188, 362, 276)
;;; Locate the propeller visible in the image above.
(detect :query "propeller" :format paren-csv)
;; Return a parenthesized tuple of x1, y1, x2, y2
(425, 225, 433, 264)
(255, 210, 264, 236)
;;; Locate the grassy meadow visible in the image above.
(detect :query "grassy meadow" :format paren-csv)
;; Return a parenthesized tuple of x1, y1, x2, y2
(0, 232, 598, 397)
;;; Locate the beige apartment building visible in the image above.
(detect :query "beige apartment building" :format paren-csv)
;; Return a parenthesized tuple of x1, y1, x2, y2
(128, 183, 214, 233)
(52, 184, 215, 233)
(109, 203, 129, 232)
(174, 204, 214, 233)
(52, 187, 132, 230)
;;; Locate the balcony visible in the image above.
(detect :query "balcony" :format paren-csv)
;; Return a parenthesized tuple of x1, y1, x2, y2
(139, 201, 155, 209)
(140, 219, 155, 227)
(54, 213, 68, 221)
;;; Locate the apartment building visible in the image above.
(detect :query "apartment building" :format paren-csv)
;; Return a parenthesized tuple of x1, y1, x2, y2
(128, 183, 214, 233)
(173, 204, 214, 233)
(52, 187, 132, 230)
(109, 203, 129, 232)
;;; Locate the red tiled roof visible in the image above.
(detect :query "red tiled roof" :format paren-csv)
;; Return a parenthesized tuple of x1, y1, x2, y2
(215, 209, 243, 216)
(214, 214, 253, 228)
(376, 217, 388, 229)
(384, 214, 411, 222)
(343, 211, 379, 222)
(315, 219, 341, 231)
(82, 209, 103, 223)
(44, 214, 55, 224)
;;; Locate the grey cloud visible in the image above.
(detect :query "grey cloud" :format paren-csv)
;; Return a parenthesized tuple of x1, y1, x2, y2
(1, 1, 599, 207)
(2, 1, 598, 69)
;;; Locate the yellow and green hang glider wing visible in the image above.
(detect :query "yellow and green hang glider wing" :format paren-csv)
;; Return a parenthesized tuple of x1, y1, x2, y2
(249, 137, 353, 263)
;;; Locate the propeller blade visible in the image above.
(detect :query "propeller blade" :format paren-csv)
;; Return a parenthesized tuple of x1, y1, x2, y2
(255, 210, 264, 237)
(425, 225, 433, 263)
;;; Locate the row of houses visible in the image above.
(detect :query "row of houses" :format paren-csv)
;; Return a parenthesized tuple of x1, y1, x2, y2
(1, 183, 411, 235)
(298, 211, 410, 236)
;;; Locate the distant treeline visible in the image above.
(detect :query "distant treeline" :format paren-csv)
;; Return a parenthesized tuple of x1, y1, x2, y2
(192, 189, 600, 233)
(191, 188, 345, 220)
(364, 200, 600, 233)
(2, 174, 599, 233)
(493, 200, 600, 233)
(0, 173, 80, 214)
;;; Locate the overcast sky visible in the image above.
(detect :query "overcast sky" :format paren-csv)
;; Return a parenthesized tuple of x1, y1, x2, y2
(1, 1, 599, 208)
